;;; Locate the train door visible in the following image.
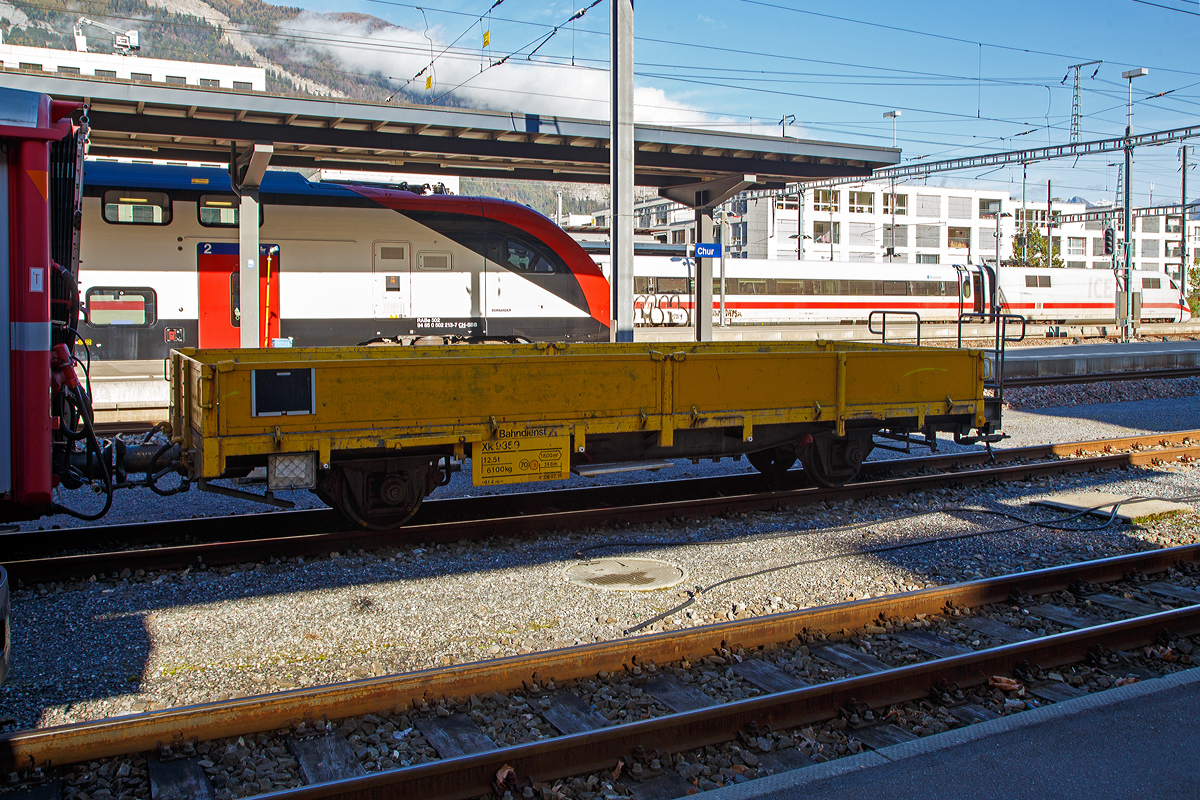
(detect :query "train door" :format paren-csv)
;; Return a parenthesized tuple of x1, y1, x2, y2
(372, 241, 411, 320)
(197, 242, 281, 348)
(971, 272, 984, 314)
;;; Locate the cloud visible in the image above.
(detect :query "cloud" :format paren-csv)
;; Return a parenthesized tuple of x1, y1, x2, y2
(268, 11, 750, 130)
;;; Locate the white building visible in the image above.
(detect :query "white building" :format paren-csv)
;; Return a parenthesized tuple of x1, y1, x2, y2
(0, 33, 266, 90)
(596, 182, 1199, 284)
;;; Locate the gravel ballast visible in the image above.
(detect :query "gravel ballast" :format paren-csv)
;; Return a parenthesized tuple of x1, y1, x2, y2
(2, 389, 1199, 735)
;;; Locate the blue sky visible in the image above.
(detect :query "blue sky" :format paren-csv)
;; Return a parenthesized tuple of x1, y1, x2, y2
(287, 0, 1199, 203)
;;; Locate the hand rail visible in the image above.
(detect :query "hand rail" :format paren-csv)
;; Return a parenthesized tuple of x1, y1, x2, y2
(868, 310, 922, 346)
(957, 312, 1026, 408)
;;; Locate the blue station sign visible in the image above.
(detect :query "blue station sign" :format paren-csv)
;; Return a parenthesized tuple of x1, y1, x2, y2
(694, 242, 722, 258)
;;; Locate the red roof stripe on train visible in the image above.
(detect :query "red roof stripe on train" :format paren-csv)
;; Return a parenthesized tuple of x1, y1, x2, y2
(346, 185, 610, 327)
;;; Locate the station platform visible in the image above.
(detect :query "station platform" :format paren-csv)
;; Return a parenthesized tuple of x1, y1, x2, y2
(1003, 339, 1200, 381)
(709, 667, 1200, 800)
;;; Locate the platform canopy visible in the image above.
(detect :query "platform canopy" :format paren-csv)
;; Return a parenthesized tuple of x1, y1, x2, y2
(7, 72, 899, 188)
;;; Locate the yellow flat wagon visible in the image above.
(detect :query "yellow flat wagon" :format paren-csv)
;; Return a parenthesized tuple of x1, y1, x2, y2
(169, 341, 998, 528)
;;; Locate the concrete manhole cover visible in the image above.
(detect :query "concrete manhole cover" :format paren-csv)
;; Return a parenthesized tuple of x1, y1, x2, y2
(565, 558, 687, 592)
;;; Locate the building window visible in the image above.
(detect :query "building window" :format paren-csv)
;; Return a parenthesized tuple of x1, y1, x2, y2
(979, 227, 997, 252)
(131, 72, 152, 81)
(849, 252, 875, 262)
(1067, 261, 1086, 269)
(1141, 216, 1160, 233)
(848, 222, 873, 247)
(814, 190, 840, 212)
(915, 224, 940, 248)
(1092, 237, 1107, 257)
(883, 193, 907, 216)
(776, 198, 799, 211)
(1141, 239, 1160, 258)
(813, 221, 839, 244)
(102, 190, 171, 225)
(1068, 236, 1086, 256)
(85, 287, 157, 327)
(948, 197, 971, 219)
(883, 224, 907, 248)
(916, 254, 940, 264)
(671, 229, 686, 244)
(1166, 241, 1182, 259)
(848, 191, 873, 214)
(19, 63, 44, 71)
(1166, 216, 1183, 234)
(166, 75, 187, 85)
(57, 66, 81, 75)
(979, 198, 1002, 217)
(1085, 219, 1105, 230)
(947, 227, 970, 249)
(916, 195, 940, 217)
(94, 69, 117, 78)
(200, 78, 220, 87)
(233, 81, 253, 91)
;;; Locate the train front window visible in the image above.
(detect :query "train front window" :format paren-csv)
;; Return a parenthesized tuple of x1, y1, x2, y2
(86, 287, 157, 327)
(102, 190, 171, 225)
(504, 239, 556, 274)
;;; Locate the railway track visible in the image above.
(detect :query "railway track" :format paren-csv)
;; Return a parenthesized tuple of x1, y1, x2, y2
(5, 431, 1198, 585)
(5, 543, 1200, 799)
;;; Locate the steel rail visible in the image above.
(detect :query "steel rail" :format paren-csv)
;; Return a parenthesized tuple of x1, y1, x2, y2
(6, 430, 1198, 556)
(5, 433, 1199, 583)
(4, 542, 1200, 773)
(256, 604, 1200, 800)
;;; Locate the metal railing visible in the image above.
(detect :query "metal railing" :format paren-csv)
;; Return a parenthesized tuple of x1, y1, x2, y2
(958, 312, 1026, 408)
(868, 310, 922, 346)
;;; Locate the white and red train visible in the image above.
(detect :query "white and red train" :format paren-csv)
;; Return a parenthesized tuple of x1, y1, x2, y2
(75, 159, 1189, 363)
(596, 257, 1191, 328)
(79, 160, 611, 360)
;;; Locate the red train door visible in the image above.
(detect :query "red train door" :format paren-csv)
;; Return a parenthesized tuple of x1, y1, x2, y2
(197, 243, 281, 348)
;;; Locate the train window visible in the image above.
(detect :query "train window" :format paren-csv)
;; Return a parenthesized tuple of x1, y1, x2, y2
(737, 280, 768, 295)
(657, 277, 690, 294)
(197, 194, 261, 227)
(635, 277, 651, 293)
(775, 279, 803, 295)
(380, 246, 407, 260)
(849, 281, 875, 296)
(962, 280, 971, 298)
(882, 280, 908, 295)
(1143, 277, 1162, 289)
(418, 252, 452, 271)
(85, 287, 157, 327)
(1025, 275, 1052, 288)
(503, 239, 555, 274)
(102, 190, 171, 225)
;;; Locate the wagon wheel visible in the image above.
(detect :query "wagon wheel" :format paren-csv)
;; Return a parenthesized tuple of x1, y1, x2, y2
(746, 446, 798, 478)
(800, 434, 870, 488)
(799, 451, 849, 488)
(319, 466, 427, 531)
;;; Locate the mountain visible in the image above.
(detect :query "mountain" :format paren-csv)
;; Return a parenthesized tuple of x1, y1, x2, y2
(0, 0, 629, 216)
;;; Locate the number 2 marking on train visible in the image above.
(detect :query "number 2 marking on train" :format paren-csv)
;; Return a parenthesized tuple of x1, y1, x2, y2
(203, 243, 212, 254)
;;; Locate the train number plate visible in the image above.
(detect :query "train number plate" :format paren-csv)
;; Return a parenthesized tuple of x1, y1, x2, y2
(472, 432, 570, 486)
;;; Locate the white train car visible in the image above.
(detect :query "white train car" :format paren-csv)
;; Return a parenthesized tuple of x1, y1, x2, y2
(596, 256, 1190, 327)
(79, 161, 610, 360)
